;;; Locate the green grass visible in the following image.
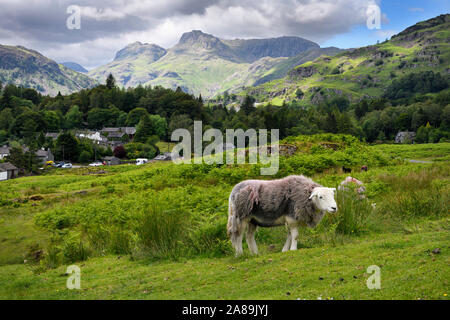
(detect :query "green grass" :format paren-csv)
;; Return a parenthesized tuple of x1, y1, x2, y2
(0, 221, 448, 299)
(371, 143, 450, 162)
(0, 136, 449, 299)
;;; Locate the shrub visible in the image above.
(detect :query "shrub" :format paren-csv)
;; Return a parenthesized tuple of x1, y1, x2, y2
(114, 145, 127, 159)
(78, 150, 91, 163)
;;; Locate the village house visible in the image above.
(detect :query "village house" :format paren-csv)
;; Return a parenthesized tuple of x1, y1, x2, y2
(45, 132, 60, 140)
(101, 127, 136, 140)
(395, 131, 416, 144)
(75, 131, 107, 145)
(0, 162, 19, 181)
(0, 146, 10, 160)
(103, 156, 121, 166)
(35, 148, 55, 164)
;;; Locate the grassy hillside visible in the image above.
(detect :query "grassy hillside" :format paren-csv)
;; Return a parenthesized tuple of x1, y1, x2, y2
(244, 14, 450, 105)
(0, 136, 448, 299)
(0, 45, 97, 96)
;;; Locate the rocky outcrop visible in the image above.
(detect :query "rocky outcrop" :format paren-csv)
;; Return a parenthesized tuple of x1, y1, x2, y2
(288, 65, 317, 80)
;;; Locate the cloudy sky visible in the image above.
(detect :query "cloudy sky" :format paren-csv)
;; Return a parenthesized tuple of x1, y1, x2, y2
(0, 0, 448, 69)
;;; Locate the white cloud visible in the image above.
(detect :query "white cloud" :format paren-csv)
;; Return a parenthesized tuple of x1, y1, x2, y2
(0, 0, 380, 68)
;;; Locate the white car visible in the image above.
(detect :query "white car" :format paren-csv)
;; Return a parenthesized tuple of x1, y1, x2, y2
(136, 158, 149, 165)
(61, 163, 73, 168)
(89, 162, 103, 167)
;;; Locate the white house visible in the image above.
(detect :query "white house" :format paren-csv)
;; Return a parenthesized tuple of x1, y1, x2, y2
(0, 146, 10, 160)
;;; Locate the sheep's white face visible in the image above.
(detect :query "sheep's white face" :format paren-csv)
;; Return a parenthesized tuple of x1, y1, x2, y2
(309, 187, 337, 213)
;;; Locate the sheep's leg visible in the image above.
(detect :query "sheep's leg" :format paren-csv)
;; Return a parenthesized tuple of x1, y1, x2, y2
(232, 220, 248, 257)
(282, 231, 292, 252)
(246, 222, 258, 255)
(289, 227, 299, 251)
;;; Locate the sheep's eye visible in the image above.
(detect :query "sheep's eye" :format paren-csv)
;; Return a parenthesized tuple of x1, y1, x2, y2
(319, 196, 323, 199)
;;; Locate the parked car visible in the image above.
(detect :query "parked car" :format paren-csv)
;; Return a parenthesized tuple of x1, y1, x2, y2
(136, 158, 149, 165)
(54, 162, 64, 168)
(153, 153, 174, 161)
(61, 163, 72, 169)
(89, 162, 103, 167)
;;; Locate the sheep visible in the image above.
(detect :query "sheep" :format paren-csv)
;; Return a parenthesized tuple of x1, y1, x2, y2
(342, 166, 352, 173)
(338, 176, 366, 197)
(227, 175, 337, 256)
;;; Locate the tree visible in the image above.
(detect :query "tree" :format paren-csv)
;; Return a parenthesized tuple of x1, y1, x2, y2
(87, 108, 111, 129)
(126, 108, 148, 127)
(415, 125, 429, 143)
(240, 96, 256, 115)
(65, 105, 83, 129)
(0, 108, 13, 131)
(149, 114, 167, 139)
(0, 130, 8, 145)
(43, 111, 61, 131)
(78, 150, 92, 163)
(6, 146, 40, 174)
(55, 132, 79, 161)
(22, 88, 41, 105)
(0, 89, 13, 110)
(22, 119, 38, 149)
(134, 115, 153, 143)
(106, 73, 116, 89)
(113, 145, 127, 159)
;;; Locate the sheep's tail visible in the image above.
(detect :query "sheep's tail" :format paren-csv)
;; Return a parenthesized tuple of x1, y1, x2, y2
(227, 196, 238, 237)
(227, 185, 257, 238)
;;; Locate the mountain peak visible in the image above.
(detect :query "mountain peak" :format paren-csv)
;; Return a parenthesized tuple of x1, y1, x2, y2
(114, 42, 167, 61)
(177, 30, 223, 49)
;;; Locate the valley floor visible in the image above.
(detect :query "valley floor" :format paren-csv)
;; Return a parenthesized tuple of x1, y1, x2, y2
(0, 141, 449, 300)
(0, 219, 448, 300)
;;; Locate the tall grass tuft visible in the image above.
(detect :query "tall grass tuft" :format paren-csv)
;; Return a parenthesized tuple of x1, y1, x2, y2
(134, 202, 189, 259)
(380, 188, 449, 218)
(378, 167, 449, 218)
(334, 191, 372, 235)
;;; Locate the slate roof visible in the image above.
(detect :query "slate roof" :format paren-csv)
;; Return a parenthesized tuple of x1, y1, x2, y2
(0, 162, 18, 171)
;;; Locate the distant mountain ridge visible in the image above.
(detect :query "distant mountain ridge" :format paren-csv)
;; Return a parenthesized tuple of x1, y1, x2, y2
(0, 45, 97, 95)
(89, 30, 338, 97)
(61, 62, 88, 73)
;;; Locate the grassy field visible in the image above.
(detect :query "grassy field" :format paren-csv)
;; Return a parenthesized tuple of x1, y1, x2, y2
(0, 137, 449, 299)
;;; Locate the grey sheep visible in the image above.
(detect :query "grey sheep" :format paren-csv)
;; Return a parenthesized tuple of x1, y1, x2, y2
(227, 175, 337, 256)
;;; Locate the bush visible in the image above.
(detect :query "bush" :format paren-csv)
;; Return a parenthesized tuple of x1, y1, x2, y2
(78, 150, 92, 163)
(114, 145, 127, 158)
